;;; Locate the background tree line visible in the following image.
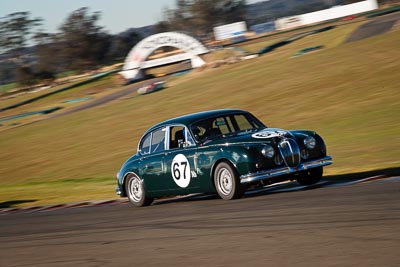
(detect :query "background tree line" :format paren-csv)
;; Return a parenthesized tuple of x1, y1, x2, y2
(155, 0, 247, 39)
(0, 1, 250, 88)
(0, 8, 141, 87)
(0, 0, 390, 87)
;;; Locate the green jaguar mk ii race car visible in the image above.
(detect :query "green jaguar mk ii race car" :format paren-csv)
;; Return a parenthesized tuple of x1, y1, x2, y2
(116, 109, 332, 206)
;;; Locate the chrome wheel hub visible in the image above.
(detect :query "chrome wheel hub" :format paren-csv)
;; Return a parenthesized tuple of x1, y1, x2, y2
(129, 177, 143, 202)
(217, 168, 233, 195)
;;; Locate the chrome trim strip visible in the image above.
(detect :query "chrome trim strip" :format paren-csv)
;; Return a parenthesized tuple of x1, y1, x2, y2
(278, 138, 301, 167)
(286, 139, 295, 165)
(240, 156, 332, 184)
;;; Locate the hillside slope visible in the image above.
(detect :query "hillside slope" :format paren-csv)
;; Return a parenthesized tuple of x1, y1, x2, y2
(0, 23, 399, 206)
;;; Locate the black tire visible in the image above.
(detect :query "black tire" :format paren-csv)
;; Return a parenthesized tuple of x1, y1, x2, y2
(296, 167, 323, 186)
(214, 162, 244, 200)
(125, 173, 153, 207)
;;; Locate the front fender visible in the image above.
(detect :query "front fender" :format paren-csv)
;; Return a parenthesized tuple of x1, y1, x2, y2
(210, 144, 259, 179)
(116, 157, 141, 197)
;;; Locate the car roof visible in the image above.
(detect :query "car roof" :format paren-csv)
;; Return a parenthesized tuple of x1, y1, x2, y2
(145, 109, 250, 134)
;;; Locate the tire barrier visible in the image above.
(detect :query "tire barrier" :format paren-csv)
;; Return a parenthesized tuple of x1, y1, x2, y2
(0, 106, 62, 123)
(62, 97, 92, 103)
(256, 26, 335, 55)
(294, 45, 324, 57)
(171, 70, 192, 77)
(257, 40, 291, 55)
(0, 69, 119, 112)
(227, 46, 251, 55)
(367, 5, 400, 18)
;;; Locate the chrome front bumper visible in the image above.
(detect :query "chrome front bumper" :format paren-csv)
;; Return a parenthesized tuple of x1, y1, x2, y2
(240, 156, 332, 184)
(116, 186, 123, 196)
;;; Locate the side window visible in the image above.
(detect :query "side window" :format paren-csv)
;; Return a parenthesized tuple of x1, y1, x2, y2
(169, 126, 195, 149)
(225, 116, 234, 133)
(140, 133, 151, 155)
(170, 126, 185, 149)
(151, 128, 166, 153)
(235, 114, 253, 130)
(185, 128, 195, 146)
(214, 117, 230, 134)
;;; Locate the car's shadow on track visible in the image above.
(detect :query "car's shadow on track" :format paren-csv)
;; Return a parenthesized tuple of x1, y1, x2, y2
(153, 167, 400, 206)
(325, 166, 400, 181)
(0, 199, 37, 208)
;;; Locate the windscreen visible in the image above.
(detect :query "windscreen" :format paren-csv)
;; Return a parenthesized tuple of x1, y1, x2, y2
(191, 113, 265, 142)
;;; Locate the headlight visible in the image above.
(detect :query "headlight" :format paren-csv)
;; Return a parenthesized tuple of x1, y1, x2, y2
(261, 145, 275, 158)
(304, 136, 316, 149)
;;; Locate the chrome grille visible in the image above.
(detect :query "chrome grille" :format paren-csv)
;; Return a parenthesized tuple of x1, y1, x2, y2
(278, 138, 301, 167)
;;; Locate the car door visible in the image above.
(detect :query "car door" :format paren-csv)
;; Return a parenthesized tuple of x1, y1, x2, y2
(138, 127, 168, 194)
(163, 125, 200, 194)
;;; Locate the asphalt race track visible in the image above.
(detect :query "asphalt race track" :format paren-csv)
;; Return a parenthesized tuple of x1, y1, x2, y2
(49, 77, 165, 119)
(1, 176, 399, 266)
(345, 12, 400, 42)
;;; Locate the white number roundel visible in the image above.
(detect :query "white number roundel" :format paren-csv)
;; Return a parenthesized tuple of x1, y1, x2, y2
(252, 129, 287, 139)
(171, 154, 191, 188)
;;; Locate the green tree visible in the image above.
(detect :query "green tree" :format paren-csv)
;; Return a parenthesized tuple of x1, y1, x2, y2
(0, 12, 42, 59)
(57, 7, 111, 71)
(107, 31, 142, 62)
(15, 66, 35, 86)
(155, 21, 171, 33)
(218, 0, 248, 24)
(0, 12, 42, 85)
(33, 31, 59, 80)
(158, 0, 248, 38)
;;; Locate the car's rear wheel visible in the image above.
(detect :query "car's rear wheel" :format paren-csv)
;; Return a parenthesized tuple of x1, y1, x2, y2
(296, 167, 323, 186)
(125, 173, 153, 207)
(214, 162, 244, 200)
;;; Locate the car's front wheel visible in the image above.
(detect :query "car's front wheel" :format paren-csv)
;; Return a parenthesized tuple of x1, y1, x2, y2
(125, 173, 153, 207)
(296, 167, 323, 186)
(214, 162, 244, 200)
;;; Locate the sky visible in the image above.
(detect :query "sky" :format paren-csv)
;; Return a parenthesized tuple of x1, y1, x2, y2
(0, 0, 264, 35)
